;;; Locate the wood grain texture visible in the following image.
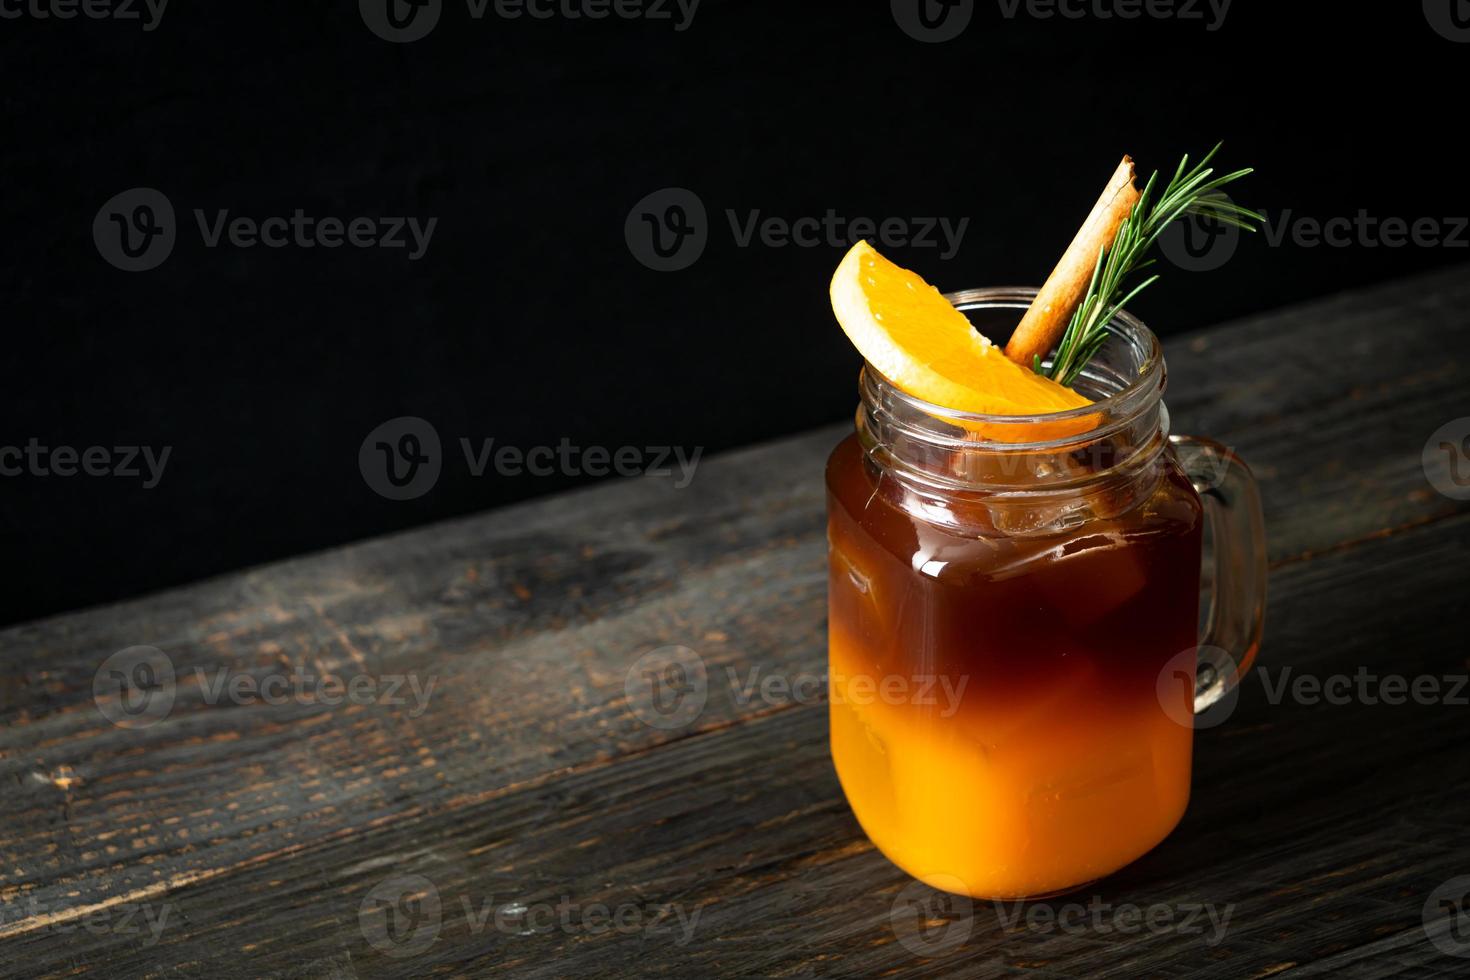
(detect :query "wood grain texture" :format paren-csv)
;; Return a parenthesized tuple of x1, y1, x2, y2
(2, 263, 1469, 978)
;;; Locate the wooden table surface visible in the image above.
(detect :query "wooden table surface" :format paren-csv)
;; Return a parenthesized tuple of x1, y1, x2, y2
(3, 265, 1469, 978)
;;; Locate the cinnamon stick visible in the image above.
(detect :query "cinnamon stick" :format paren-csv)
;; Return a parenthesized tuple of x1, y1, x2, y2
(1004, 156, 1140, 368)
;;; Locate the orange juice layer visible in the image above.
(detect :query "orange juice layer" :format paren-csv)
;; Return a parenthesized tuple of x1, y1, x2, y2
(830, 629, 1192, 898)
(825, 434, 1203, 899)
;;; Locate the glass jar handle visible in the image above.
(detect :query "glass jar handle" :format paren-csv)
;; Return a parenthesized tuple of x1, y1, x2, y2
(1171, 434, 1267, 713)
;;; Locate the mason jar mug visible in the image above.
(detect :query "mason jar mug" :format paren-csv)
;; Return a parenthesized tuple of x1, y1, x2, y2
(825, 287, 1267, 900)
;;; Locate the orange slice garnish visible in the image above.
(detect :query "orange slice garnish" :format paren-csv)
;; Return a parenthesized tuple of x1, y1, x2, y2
(830, 241, 1093, 441)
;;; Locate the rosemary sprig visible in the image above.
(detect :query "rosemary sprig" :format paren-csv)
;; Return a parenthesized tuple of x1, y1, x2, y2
(1040, 144, 1262, 386)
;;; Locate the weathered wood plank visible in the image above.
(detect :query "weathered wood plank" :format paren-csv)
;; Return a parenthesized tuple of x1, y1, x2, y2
(4, 511, 1468, 977)
(1160, 265, 1470, 562)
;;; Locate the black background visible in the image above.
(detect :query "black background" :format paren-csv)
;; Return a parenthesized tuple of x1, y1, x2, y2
(3, 1, 1467, 626)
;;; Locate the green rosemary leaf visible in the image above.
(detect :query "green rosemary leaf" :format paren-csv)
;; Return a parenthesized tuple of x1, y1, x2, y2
(1039, 145, 1258, 386)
